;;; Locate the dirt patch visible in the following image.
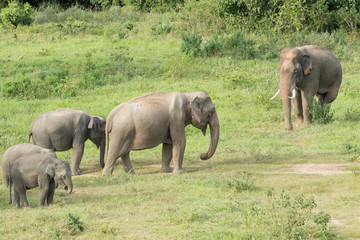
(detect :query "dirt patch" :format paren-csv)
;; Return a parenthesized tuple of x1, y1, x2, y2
(275, 163, 360, 176)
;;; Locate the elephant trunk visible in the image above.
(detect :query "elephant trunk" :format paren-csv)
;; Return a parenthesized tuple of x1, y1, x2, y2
(281, 80, 293, 130)
(64, 178, 73, 194)
(99, 137, 105, 168)
(200, 110, 220, 160)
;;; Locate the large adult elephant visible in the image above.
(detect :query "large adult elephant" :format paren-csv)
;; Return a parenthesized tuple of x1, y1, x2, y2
(28, 108, 106, 175)
(102, 91, 220, 175)
(1, 143, 57, 188)
(271, 45, 342, 130)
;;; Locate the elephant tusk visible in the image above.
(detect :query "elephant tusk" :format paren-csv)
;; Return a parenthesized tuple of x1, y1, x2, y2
(270, 89, 280, 100)
(288, 89, 296, 99)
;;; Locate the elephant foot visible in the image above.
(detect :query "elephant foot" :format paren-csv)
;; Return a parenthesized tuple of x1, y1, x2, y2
(160, 166, 173, 173)
(295, 118, 303, 127)
(173, 168, 186, 174)
(72, 168, 82, 176)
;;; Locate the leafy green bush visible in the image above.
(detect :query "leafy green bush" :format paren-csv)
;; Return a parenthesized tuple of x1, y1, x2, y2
(244, 189, 339, 239)
(0, 1, 34, 27)
(124, 0, 183, 12)
(309, 99, 334, 125)
(1, 72, 76, 99)
(180, 33, 202, 57)
(66, 213, 84, 235)
(181, 30, 257, 59)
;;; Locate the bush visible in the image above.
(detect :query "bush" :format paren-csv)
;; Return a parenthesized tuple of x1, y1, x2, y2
(181, 30, 257, 59)
(180, 33, 202, 57)
(124, 0, 184, 12)
(244, 189, 339, 239)
(309, 99, 334, 125)
(0, 1, 34, 27)
(1, 71, 77, 99)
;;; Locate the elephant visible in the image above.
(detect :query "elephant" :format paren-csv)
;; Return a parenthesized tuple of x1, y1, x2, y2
(271, 45, 342, 130)
(28, 108, 106, 175)
(9, 154, 72, 208)
(1, 143, 57, 188)
(102, 91, 220, 175)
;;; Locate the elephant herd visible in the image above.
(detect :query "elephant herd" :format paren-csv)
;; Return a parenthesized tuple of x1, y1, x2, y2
(0, 45, 342, 208)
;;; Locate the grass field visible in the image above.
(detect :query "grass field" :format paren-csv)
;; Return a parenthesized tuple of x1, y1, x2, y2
(1, 8, 360, 239)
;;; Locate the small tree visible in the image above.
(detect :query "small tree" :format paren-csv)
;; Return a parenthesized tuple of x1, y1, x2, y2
(0, 1, 34, 27)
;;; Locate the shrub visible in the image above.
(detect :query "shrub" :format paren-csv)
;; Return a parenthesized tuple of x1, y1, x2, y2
(124, 0, 184, 12)
(1, 71, 77, 99)
(66, 213, 84, 235)
(309, 98, 334, 125)
(0, 1, 34, 27)
(244, 189, 339, 239)
(180, 32, 202, 57)
(181, 30, 257, 59)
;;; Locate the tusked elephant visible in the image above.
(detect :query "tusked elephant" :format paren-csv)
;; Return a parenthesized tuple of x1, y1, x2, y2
(9, 154, 72, 208)
(28, 108, 106, 175)
(271, 45, 342, 130)
(1, 143, 57, 188)
(102, 91, 220, 175)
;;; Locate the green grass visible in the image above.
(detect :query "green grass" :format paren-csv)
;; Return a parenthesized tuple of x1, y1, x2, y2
(1, 10, 360, 239)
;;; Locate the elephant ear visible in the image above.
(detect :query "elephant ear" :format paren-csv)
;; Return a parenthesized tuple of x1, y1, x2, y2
(45, 163, 56, 178)
(302, 54, 312, 75)
(190, 97, 202, 125)
(88, 117, 100, 133)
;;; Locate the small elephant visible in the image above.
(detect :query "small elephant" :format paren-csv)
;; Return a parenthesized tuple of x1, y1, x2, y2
(102, 91, 220, 175)
(271, 45, 342, 130)
(28, 108, 106, 175)
(9, 154, 73, 208)
(1, 143, 57, 188)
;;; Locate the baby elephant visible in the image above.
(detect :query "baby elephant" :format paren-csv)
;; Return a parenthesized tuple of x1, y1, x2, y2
(10, 154, 73, 208)
(1, 143, 57, 188)
(28, 108, 106, 175)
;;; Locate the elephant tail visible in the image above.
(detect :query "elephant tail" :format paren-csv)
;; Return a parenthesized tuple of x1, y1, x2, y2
(9, 176, 12, 205)
(105, 124, 110, 163)
(27, 130, 32, 143)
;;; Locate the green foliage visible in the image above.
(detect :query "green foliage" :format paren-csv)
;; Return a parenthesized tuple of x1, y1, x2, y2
(181, 30, 257, 59)
(66, 213, 84, 235)
(175, 0, 360, 35)
(244, 190, 338, 239)
(344, 107, 360, 121)
(0, 1, 34, 27)
(1, 71, 76, 99)
(124, 0, 184, 12)
(309, 99, 335, 125)
(180, 32, 202, 57)
(227, 171, 257, 192)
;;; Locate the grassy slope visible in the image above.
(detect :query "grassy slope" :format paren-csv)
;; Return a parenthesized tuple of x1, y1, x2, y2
(0, 25, 360, 239)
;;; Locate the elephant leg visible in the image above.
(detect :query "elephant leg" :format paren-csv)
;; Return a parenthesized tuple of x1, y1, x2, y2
(161, 143, 173, 173)
(103, 137, 132, 175)
(19, 190, 29, 208)
(292, 89, 303, 127)
(2, 171, 8, 188)
(121, 152, 135, 174)
(47, 180, 56, 205)
(71, 141, 85, 175)
(38, 184, 50, 207)
(12, 189, 20, 208)
(301, 91, 315, 126)
(171, 128, 186, 174)
(323, 82, 341, 105)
